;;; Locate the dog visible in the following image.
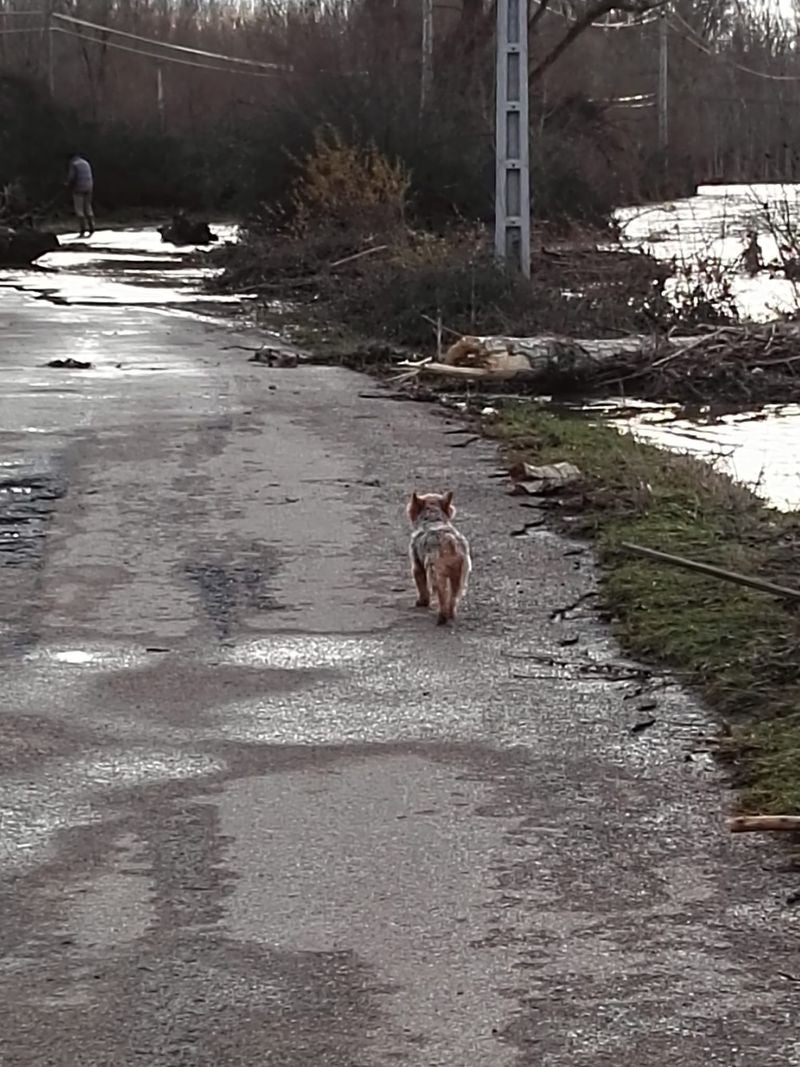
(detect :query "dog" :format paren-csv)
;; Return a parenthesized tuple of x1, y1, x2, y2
(407, 490, 471, 625)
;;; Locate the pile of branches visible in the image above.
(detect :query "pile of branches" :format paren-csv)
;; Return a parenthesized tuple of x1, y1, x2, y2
(213, 224, 675, 344)
(392, 320, 800, 410)
(593, 322, 800, 406)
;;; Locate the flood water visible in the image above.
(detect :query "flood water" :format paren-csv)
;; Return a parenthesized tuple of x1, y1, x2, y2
(0, 223, 246, 316)
(617, 184, 800, 511)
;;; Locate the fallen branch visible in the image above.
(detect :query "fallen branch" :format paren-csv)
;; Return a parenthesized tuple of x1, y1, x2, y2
(328, 244, 388, 269)
(357, 391, 429, 403)
(406, 361, 495, 379)
(729, 816, 800, 833)
(620, 542, 800, 602)
(419, 313, 462, 339)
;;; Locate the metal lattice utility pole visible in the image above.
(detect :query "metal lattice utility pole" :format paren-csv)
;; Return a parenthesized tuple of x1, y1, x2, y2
(494, 0, 530, 277)
(657, 9, 669, 152)
(421, 0, 434, 112)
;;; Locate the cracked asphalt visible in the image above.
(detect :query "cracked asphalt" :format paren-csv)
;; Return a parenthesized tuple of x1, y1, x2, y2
(0, 230, 798, 1066)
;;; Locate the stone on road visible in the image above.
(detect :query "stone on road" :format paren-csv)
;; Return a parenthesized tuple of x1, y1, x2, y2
(0, 242, 798, 1066)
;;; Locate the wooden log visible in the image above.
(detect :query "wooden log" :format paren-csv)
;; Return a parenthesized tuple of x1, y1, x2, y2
(406, 333, 668, 382)
(402, 324, 800, 384)
(729, 815, 800, 833)
(620, 542, 800, 602)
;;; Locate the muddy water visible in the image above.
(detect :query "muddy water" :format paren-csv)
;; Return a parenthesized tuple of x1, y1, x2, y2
(617, 184, 800, 510)
(596, 400, 800, 511)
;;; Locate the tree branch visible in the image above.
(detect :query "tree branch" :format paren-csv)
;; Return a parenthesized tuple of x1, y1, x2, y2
(530, 0, 666, 83)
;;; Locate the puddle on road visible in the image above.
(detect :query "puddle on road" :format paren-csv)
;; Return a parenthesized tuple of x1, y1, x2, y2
(0, 467, 67, 565)
(184, 549, 284, 642)
(33, 647, 150, 668)
(0, 749, 224, 871)
(0, 223, 252, 313)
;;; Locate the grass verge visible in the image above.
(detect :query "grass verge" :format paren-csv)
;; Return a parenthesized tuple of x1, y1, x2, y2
(490, 406, 800, 814)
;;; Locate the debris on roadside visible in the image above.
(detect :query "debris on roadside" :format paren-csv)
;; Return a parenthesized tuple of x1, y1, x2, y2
(630, 717, 657, 734)
(508, 460, 582, 495)
(249, 346, 299, 368)
(46, 358, 92, 369)
(389, 320, 800, 407)
(729, 816, 800, 833)
(510, 519, 545, 538)
(0, 226, 59, 266)
(158, 213, 218, 246)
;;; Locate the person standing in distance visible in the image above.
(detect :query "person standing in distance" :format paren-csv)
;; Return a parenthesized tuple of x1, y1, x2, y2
(66, 153, 95, 238)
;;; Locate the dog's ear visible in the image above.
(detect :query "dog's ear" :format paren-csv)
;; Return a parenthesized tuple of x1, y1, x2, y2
(407, 492, 423, 520)
(441, 490, 455, 517)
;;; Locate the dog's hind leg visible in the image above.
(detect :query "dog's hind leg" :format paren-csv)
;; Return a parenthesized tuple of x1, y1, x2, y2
(448, 559, 466, 619)
(432, 563, 454, 625)
(412, 557, 430, 608)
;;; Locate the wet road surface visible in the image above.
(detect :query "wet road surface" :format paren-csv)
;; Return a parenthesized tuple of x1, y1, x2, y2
(0, 232, 799, 1065)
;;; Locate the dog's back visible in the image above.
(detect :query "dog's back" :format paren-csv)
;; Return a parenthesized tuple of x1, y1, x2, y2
(407, 491, 471, 625)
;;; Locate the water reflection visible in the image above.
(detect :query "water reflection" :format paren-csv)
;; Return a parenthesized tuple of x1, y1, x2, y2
(609, 402, 800, 511)
(0, 223, 245, 310)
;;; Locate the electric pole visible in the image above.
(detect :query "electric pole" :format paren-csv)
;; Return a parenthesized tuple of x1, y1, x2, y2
(657, 8, 668, 152)
(421, 0, 433, 112)
(494, 0, 531, 277)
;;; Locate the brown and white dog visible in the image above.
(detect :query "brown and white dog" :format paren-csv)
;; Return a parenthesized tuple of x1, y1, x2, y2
(407, 490, 471, 625)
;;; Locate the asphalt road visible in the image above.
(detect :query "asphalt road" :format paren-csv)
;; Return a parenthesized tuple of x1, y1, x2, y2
(0, 233, 798, 1066)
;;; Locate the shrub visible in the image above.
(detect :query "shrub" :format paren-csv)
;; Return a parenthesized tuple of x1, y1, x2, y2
(290, 129, 410, 236)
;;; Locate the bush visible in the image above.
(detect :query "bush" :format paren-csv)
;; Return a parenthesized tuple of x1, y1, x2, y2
(291, 129, 410, 235)
(332, 231, 537, 346)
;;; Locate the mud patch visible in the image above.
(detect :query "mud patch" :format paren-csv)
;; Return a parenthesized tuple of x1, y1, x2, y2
(0, 471, 66, 566)
(184, 543, 283, 640)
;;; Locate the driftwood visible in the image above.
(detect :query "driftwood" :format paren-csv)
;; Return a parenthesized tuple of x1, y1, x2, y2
(729, 816, 800, 833)
(621, 543, 800, 603)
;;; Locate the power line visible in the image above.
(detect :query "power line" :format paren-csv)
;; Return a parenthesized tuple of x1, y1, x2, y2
(670, 10, 800, 83)
(52, 12, 289, 71)
(52, 25, 282, 78)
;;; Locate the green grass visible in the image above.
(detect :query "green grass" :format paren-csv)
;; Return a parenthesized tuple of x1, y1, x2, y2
(491, 406, 800, 814)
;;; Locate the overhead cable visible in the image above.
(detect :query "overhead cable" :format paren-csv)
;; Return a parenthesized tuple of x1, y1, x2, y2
(52, 12, 289, 71)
